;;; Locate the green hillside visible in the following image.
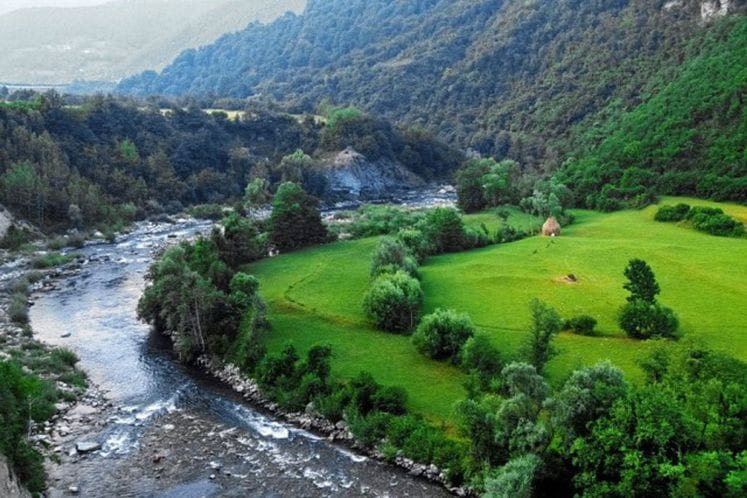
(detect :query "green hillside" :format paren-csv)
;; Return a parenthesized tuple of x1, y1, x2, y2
(120, 1, 747, 194)
(247, 198, 747, 422)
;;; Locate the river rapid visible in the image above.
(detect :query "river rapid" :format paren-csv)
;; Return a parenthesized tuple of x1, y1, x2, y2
(28, 191, 456, 497)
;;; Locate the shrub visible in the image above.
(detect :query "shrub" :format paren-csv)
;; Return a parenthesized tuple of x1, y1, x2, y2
(687, 207, 744, 237)
(31, 252, 73, 269)
(564, 315, 598, 336)
(654, 203, 691, 222)
(460, 334, 503, 394)
(269, 182, 328, 252)
(396, 228, 434, 263)
(619, 301, 679, 339)
(345, 205, 425, 239)
(421, 207, 467, 253)
(372, 385, 408, 415)
(8, 292, 28, 324)
(347, 410, 390, 449)
(363, 271, 423, 333)
(412, 308, 476, 363)
(370, 237, 419, 278)
(0, 225, 34, 250)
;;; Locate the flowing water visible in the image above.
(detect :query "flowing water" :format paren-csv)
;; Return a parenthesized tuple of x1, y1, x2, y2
(28, 209, 455, 497)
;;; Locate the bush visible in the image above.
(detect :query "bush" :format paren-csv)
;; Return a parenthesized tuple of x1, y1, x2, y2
(363, 271, 423, 333)
(0, 225, 34, 250)
(396, 228, 434, 264)
(564, 315, 598, 336)
(421, 208, 467, 253)
(687, 207, 744, 237)
(344, 205, 425, 239)
(269, 182, 328, 252)
(8, 292, 28, 324)
(412, 308, 476, 363)
(32, 252, 73, 269)
(654, 203, 691, 222)
(619, 301, 679, 339)
(460, 334, 503, 394)
(370, 237, 419, 278)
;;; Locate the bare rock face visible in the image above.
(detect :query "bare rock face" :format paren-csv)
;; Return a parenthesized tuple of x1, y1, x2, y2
(701, 0, 731, 20)
(319, 148, 425, 201)
(0, 457, 31, 498)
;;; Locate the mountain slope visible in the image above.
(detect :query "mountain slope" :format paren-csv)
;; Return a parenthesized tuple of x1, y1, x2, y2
(119, 0, 746, 174)
(0, 0, 305, 85)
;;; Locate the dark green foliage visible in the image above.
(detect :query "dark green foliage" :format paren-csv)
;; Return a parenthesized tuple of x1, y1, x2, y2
(655, 203, 691, 222)
(396, 228, 434, 264)
(362, 271, 423, 333)
(31, 252, 73, 269)
(687, 206, 745, 237)
(619, 258, 679, 339)
(120, 1, 747, 210)
(563, 315, 598, 336)
(339, 205, 426, 239)
(623, 258, 660, 304)
(560, 17, 747, 207)
(422, 208, 467, 253)
(412, 308, 475, 364)
(619, 300, 679, 339)
(254, 344, 337, 412)
(522, 300, 562, 374)
(212, 212, 267, 267)
(460, 334, 503, 395)
(138, 234, 266, 362)
(0, 361, 58, 494)
(0, 225, 34, 250)
(369, 237, 419, 278)
(269, 182, 329, 252)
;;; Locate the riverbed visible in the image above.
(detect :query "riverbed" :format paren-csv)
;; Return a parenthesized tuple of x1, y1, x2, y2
(29, 216, 455, 497)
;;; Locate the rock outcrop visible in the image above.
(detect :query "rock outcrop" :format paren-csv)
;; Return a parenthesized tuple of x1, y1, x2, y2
(318, 148, 425, 202)
(0, 457, 31, 498)
(701, 0, 732, 20)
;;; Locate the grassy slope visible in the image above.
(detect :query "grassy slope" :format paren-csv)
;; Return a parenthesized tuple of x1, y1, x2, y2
(247, 197, 747, 422)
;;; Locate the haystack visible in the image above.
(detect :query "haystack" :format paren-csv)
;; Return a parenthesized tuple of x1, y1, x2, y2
(542, 216, 561, 237)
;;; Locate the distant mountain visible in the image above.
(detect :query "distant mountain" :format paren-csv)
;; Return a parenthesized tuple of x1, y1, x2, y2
(119, 0, 747, 176)
(0, 0, 305, 85)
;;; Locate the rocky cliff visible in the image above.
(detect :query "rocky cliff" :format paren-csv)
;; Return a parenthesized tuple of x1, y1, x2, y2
(318, 148, 426, 202)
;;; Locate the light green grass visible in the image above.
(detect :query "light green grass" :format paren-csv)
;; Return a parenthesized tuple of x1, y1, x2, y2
(247, 197, 747, 422)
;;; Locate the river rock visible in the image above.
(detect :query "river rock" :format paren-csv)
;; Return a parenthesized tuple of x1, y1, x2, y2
(75, 441, 101, 454)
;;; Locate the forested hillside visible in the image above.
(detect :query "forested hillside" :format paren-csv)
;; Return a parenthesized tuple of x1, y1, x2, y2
(120, 0, 747, 205)
(0, 94, 459, 232)
(0, 0, 305, 85)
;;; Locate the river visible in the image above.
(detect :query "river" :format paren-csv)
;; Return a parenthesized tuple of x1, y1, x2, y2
(28, 196, 456, 497)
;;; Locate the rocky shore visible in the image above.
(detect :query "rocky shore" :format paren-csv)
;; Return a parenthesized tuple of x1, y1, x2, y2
(200, 358, 470, 496)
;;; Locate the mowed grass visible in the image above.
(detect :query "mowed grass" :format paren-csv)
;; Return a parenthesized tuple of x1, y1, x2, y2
(247, 197, 747, 422)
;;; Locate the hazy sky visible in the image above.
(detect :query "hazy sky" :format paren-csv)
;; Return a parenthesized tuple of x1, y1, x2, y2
(0, 1, 113, 16)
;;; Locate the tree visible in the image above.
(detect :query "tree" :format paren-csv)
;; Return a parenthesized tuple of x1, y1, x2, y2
(552, 362, 628, 445)
(269, 182, 328, 252)
(412, 308, 476, 363)
(618, 300, 679, 339)
(623, 258, 660, 303)
(522, 299, 562, 374)
(460, 334, 504, 394)
(362, 271, 423, 333)
(370, 237, 418, 278)
(244, 177, 272, 214)
(422, 207, 466, 253)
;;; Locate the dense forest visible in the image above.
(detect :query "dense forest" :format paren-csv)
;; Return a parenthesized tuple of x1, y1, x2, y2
(0, 93, 460, 232)
(119, 0, 747, 206)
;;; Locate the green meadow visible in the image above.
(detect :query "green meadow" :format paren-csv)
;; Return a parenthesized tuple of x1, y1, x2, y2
(246, 197, 747, 424)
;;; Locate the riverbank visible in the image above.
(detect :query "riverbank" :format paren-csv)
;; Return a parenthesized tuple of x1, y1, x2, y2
(201, 357, 470, 496)
(17, 217, 456, 497)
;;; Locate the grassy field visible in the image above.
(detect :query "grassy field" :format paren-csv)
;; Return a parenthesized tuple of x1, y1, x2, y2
(247, 197, 747, 423)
